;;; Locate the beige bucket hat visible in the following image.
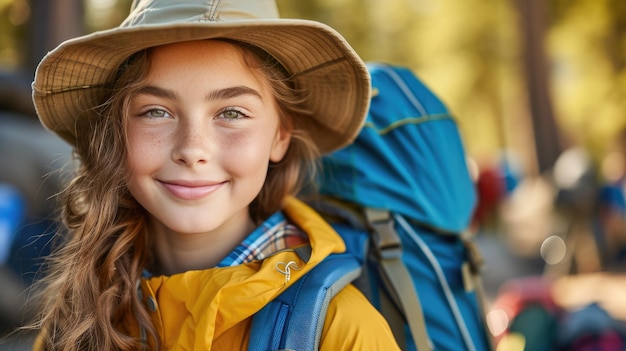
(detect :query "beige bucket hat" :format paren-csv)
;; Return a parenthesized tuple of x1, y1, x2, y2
(32, 0, 370, 154)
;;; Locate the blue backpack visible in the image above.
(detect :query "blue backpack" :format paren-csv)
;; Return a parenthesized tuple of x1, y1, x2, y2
(249, 63, 492, 351)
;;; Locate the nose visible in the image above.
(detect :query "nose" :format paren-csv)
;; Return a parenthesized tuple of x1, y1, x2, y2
(171, 120, 212, 167)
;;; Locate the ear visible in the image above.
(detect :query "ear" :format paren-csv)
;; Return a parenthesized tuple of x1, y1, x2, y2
(270, 125, 292, 163)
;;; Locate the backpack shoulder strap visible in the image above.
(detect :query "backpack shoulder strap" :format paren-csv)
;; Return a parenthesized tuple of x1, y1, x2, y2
(248, 252, 361, 351)
(364, 208, 433, 351)
(311, 198, 433, 350)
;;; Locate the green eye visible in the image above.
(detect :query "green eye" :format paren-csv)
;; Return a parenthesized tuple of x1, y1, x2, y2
(147, 109, 168, 118)
(223, 109, 242, 119)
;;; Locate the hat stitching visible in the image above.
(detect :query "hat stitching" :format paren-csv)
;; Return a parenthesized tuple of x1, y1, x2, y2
(207, 0, 221, 21)
(291, 57, 349, 79)
(41, 85, 100, 95)
(39, 57, 352, 96)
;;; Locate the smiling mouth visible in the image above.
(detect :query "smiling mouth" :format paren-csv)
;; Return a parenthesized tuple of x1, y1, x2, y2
(159, 181, 224, 201)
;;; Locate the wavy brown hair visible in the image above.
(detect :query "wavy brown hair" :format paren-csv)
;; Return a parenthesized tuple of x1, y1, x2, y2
(30, 40, 319, 350)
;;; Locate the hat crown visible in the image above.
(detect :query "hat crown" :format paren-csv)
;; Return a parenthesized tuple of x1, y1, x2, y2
(123, 0, 280, 26)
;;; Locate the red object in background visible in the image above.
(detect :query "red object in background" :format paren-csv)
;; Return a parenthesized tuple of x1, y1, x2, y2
(492, 277, 560, 322)
(488, 277, 561, 347)
(472, 166, 506, 227)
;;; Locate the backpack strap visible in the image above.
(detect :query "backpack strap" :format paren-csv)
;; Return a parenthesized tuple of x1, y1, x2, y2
(460, 231, 495, 351)
(248, 253, 361, 351)
(364, 208, 433, 351)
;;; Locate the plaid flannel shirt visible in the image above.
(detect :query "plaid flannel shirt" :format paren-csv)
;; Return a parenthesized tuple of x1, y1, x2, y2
(217, 211, 309, 267)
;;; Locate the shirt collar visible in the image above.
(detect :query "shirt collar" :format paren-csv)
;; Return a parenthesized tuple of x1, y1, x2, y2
(217, 211, 309, 267)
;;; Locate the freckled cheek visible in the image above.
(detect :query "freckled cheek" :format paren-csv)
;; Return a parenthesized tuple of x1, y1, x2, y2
(126, 129, 166, 172)
(218, 131, 273, 176)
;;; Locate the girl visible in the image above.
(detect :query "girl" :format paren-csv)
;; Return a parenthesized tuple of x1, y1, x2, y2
(30, 0, 400, 350)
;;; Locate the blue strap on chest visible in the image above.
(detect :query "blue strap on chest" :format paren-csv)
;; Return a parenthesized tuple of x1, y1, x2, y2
(248, 227, 366, 351)
(248, 254, 361, 351)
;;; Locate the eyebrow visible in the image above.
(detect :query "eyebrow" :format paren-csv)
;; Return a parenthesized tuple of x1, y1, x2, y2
(136, 85, 263, 102)
(206, 86, 263, 101)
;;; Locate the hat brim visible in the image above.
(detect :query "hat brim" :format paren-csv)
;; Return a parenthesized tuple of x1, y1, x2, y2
(32, 19, 370, 154)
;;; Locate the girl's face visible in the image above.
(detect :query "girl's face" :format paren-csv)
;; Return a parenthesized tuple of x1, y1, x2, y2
(126, 40, 291, 239)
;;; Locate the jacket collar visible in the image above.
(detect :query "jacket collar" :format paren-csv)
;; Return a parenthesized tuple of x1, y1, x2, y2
(139, 196, 345, 348)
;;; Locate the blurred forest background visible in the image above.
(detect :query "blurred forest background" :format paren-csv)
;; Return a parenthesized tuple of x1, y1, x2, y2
(2, 0, 626, 176)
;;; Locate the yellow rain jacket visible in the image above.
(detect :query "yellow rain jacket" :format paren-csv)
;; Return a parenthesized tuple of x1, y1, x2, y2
(137, 197, 400, 350)
(34, 197, 400, 350)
